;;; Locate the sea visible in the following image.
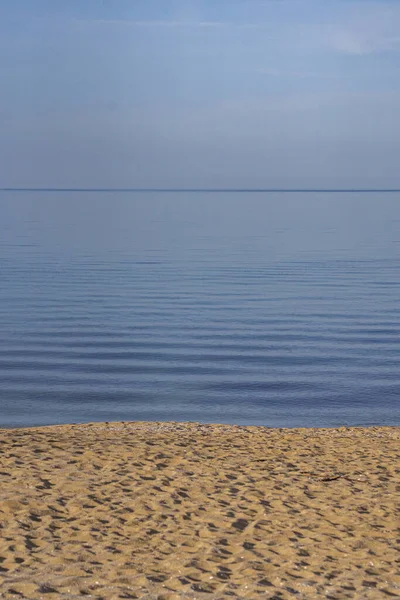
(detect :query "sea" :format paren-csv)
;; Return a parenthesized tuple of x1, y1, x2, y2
(1, 190, 399, 428)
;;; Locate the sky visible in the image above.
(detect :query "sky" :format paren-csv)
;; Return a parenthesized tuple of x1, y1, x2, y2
(1, 0, 400, 188)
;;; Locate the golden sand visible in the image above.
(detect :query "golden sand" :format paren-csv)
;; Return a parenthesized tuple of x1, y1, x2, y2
(0, 422, 399, 599)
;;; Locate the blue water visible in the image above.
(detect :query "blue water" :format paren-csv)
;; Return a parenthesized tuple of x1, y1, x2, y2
(1, 191, 399, 428)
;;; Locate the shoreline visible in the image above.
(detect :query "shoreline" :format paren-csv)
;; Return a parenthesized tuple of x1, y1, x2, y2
(0, 421, 399, 599)
(2, 419, 398, 432)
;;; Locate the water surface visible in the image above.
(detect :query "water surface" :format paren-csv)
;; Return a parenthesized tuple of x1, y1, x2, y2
(0, 191, 399, 427)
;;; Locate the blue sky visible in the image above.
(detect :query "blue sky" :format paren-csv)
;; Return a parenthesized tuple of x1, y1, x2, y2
(1, 0, 400, 187)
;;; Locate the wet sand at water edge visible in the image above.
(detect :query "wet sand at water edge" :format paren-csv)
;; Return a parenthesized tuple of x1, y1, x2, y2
(0, 422, 399, 599)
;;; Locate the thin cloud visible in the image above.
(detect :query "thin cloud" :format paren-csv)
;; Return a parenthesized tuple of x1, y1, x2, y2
(255, 67, 319, 78)
(76, 18, 259, 29)
(326, 1, 400, 55)
(331, 31, 400, 55)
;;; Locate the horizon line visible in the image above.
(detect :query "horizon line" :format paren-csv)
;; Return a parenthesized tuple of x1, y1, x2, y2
(1, 188, 400, 193)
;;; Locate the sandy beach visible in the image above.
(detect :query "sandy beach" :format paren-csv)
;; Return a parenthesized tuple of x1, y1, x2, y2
(0, 422, 399, 599)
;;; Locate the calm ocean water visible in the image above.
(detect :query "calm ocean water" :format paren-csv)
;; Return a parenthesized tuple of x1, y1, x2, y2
(0, 191, 399, 428)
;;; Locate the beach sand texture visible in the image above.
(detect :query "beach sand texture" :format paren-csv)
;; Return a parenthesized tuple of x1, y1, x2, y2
(0, 422, 399, 599)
